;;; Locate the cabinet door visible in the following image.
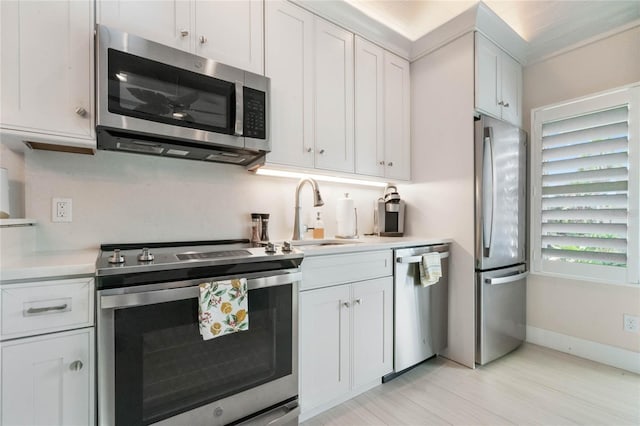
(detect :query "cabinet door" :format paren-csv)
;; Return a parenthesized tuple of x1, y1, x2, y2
(0, 0, 93, 139)
(194, 0, 263, 74)
(354, 37, 385, 177)
(474, 32, 502, 119)
(351, 277, 393, 388)
(314, 19, 355, 173)
(1, 329, 94, 426)
(299, 285, 351, 413)
(96, 0, 191, 50)
(500, 53, 522, 127)
(264, 0, 314, 168)
(383, 52, 411, 181)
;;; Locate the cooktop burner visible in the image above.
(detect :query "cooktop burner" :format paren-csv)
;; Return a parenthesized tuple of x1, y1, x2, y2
(95, 239, 303, 280)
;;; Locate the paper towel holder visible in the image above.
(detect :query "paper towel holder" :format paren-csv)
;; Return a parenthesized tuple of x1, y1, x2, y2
(336, 193, 358, 239)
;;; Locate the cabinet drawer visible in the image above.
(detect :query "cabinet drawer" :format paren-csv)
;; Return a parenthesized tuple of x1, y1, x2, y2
(301, 250, 392, 291)
(1, 277, 94, 340)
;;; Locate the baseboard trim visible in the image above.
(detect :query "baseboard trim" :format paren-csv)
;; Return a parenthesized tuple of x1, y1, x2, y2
(526, 326, 640, 374)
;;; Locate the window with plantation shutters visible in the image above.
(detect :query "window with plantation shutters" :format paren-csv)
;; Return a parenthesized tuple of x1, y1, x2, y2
(532, 85, 639, 284)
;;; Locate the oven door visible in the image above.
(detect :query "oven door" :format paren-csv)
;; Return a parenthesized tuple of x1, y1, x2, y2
(97, 270, 300, 426)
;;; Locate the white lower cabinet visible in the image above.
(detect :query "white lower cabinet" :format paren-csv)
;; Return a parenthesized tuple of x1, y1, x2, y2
(1, 328, 95, 426)
(299, 275, 393, 420)
(0, 277, 95, 426)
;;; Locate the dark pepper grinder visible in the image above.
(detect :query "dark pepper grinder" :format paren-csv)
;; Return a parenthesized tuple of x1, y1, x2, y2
(260, 213, 270, 242)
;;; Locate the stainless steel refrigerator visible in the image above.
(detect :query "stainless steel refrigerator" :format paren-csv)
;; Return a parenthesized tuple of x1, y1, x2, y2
(475, 114, 528, 365)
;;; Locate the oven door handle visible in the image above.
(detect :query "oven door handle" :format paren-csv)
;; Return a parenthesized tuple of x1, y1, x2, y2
(100, 272, 301, 309)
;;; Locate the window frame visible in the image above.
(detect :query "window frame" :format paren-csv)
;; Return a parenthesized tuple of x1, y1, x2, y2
(531, 83, 640, 285)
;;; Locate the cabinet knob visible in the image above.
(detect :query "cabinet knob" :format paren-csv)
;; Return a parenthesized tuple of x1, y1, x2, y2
(379, 161, 385, 165)
(387, 161, 393, 167)
(342, 301, 350, 308)
(199, 35, 207, 44)
(69, 360, 83, 371)
(354, 298, 362, 305)
(180, 29, 189, 37)
(498, 100, 504, 106)
(319, 149, 325, 155)
(503, 102, 510, 107)
(75, 107, 87, 117)
(306, 147, 314, 153)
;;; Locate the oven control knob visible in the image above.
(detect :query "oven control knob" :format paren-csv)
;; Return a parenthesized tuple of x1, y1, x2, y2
(108, 249, 125, 264)
(214, 407, 223, 417)
(282, 241, 293, 252)
(137, 247, 154, 262)
(265, 242, 276, 253)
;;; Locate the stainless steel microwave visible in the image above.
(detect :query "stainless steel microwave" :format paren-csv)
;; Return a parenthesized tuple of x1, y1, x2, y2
(96, 25, 270, 168)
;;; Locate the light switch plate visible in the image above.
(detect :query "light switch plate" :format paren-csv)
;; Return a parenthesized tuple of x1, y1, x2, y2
(52, 197, 72, 222)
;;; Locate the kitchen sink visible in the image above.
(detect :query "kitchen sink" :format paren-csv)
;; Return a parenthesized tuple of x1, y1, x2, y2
(290, 239, 362, 247)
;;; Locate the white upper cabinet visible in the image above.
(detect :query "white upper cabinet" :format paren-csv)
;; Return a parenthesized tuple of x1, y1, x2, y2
(97, 0, 263, 74)
(383, 50, 410, 180)
(193, 0, 264, 74)
(313, 19, 354, 173)
(0, 0, 94, 148)
(355, 37, 385, 177)
(264, 0, 314, 168)
(475, 32, 522, 127)
(96, 0, 191, 50)
(355, 37, 410, 180)
(266, 0, 355, 174)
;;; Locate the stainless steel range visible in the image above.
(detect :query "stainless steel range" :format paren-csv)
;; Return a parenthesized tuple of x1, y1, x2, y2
(95, 239, 303, 426)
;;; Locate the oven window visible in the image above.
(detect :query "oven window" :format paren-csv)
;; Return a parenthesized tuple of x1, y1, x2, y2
(107, 49, 234, 134)
(114, 284, 292, 425)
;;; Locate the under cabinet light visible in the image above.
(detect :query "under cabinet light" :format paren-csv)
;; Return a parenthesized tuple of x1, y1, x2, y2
(254, 168, 388, 187)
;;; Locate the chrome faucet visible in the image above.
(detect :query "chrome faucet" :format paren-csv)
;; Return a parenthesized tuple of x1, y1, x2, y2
(292, 178, 324, 240)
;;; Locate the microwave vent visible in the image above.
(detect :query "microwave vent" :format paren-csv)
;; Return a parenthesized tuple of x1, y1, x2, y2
(117, 141, 164, 154)
(166, 149, 190, 157)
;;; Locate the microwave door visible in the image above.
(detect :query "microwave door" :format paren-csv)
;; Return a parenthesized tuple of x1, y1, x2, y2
(475, 115, 527, 270)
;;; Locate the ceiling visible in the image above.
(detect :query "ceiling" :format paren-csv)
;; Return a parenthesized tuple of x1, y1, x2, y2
(344, 0, 640, 61)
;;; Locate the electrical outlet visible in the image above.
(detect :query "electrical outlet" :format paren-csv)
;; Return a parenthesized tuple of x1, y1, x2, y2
(52, 197, 72, 223)
(623, 314, 639, 333)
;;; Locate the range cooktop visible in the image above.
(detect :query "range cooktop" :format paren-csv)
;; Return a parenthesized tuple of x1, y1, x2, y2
(95, 239, 303, 277)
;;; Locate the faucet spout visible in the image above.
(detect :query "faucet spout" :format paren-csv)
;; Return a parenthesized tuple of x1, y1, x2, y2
(293, 178, 324, 240)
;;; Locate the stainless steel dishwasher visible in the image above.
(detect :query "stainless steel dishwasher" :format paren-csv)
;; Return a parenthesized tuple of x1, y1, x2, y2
(383, 244, 449, 381)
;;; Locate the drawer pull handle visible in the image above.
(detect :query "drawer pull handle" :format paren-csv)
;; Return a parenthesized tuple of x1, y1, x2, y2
(69, 360, 83, 371)
(25, 304, 68, 316)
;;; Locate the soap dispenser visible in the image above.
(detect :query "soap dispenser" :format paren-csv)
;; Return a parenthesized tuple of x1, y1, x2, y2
(313, 211, 325, 239)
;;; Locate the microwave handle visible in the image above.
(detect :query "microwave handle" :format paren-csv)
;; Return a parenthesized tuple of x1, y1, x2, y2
(234, 81, 244, 136)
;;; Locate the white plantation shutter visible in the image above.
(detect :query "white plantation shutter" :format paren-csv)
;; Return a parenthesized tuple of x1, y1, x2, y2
(541, 105, 629, 266)
(532, 85, 639, 284)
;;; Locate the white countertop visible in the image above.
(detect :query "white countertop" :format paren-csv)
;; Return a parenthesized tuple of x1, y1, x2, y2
(0, 236, 452, 282)
(0, 248, 99, 282)
(290, 235, 452, 256)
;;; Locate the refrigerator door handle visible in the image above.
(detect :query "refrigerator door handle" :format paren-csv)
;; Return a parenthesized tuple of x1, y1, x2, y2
(485, 271, 529, 285)
(483, 127, 495, 258)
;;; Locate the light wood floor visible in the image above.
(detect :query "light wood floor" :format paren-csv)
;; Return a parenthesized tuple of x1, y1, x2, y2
(302, 343, 640, 425)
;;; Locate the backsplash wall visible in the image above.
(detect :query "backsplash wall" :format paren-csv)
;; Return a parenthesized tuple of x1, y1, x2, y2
(21, 149, 383, 251)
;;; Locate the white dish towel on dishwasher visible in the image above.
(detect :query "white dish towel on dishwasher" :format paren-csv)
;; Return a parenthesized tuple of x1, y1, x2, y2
(419, 252, 442, 287)
(198, 278, 249, 340)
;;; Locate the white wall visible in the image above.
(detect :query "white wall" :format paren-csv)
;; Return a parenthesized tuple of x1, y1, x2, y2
(404, 32, 476, 368)
(2, 147, 382, 251)
(523, 25, 640, 353)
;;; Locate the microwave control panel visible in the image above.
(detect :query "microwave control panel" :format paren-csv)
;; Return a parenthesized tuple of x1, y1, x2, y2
(243, 87, 266, 140)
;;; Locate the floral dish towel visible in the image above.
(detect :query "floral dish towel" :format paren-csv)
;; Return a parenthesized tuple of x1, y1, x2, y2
(198, 278, 249, 340)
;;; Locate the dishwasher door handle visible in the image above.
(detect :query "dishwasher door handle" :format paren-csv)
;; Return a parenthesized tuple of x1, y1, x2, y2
(485, 271, 529, 285)
(396, 252, 449, 264)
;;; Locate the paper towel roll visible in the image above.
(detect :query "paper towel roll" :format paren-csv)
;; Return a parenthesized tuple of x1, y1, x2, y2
(0, 168, 9, 219)
(336, 193, 356, 237)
